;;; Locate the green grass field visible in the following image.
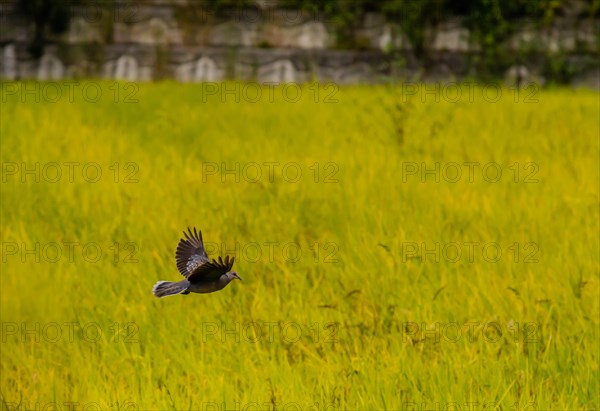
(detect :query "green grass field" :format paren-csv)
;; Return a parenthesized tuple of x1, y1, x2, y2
(1, 81, 598, 410)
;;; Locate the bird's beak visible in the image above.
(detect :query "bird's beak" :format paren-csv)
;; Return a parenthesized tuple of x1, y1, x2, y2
(237, 275, 242, 281)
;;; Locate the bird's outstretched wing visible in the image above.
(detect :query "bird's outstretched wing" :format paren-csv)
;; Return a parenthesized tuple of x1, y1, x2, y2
(187, 255, 235, 283)
(175, 227, 209, 277)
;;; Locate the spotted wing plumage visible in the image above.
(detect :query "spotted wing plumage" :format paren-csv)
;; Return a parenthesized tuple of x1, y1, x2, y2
(187, 255, 235, 283)
(175, 227, 209, 278)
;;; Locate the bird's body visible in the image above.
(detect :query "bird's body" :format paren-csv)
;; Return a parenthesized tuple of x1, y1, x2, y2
(152, 227, 241, 298)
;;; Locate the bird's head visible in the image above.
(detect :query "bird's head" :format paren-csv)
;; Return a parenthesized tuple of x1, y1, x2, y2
(226, 271, 242, 282)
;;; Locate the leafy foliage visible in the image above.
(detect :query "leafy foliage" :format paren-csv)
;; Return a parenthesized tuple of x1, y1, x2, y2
(16, 0, 75, 58)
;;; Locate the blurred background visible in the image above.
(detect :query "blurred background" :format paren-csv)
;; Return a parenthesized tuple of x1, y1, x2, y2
(0, 0, 598, 87)
(1, 1, 599, 410)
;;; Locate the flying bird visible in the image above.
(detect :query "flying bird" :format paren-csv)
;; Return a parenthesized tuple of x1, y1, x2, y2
(153, 227, 241, 298)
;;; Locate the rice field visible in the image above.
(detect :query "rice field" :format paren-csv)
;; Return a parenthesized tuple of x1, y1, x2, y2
(0, 80, 598, 410)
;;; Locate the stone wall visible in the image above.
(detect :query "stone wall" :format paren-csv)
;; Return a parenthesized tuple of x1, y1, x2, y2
(0, 0, 598, 88)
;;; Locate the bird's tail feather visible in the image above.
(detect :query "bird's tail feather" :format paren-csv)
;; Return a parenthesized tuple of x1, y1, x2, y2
(153, 280, 189, 298)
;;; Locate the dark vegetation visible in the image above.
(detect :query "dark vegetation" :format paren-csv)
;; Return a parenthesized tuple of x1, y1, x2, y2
(15, 0, 600, 82)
